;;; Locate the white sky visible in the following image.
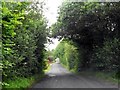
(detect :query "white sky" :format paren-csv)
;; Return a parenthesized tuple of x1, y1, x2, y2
(43, 0, 63, 27)
(43, 0, 63, 51)
(45, 38, 60, 51)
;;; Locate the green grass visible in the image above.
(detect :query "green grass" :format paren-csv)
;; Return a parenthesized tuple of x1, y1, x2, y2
(3, 77, 34, 89)
(44, 64, 51, 73)
(79, 71, 119, 84)
(60, 63, 77, 73)
(3, 74, 45, 89)
(95, 71, 119, 83)
(2, 63, 51, 89)
(60, 63, 119, 84)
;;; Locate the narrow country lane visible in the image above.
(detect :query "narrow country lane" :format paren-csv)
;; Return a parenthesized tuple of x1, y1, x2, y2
(31, 63, 118, 88)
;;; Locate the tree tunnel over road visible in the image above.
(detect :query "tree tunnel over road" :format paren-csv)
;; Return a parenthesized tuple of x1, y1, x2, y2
(32, 63, 118, 88)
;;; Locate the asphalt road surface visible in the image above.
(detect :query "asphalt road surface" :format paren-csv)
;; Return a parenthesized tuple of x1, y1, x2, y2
(32, 63, 118, 88)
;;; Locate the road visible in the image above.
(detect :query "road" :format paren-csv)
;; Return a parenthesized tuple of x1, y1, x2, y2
(32, 63, 118, 88)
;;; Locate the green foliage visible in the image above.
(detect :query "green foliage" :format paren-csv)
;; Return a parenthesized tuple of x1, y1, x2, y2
(52, 2, 120, 79)
(3, 77, 34, 88)
(54, 39, 80, 72)
(54, 41, 65, 64)
(91, 38, 120, 72)
(3, 74, 45, 89)
(95, 71, 118, 83)
(53, 2, 120, 41)
(79, 71, 118, 84)
(2, 1, 48, 88)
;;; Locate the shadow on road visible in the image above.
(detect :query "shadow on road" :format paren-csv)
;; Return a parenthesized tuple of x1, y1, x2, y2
(31, 63, 118, 88)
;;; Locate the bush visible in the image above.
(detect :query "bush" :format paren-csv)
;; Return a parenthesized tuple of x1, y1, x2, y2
(91, 38, 120, 72)
(2, 1, 47, 87)
(54, 39, 81, 72)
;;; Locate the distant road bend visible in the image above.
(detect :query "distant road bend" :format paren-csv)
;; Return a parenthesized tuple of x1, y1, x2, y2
(32, 63, 118, 88)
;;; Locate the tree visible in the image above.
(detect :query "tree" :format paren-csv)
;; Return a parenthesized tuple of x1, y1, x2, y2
(2, 1, 48, 87)
(52, 2, 120, 72)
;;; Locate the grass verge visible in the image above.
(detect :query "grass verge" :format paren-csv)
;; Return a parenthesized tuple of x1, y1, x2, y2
(60, 63, 119, 84)
(95, 71, 120, 84)
(78, 71, 119, 84)
(2, 74, 45, 89)
(2, 63, 52, 89)
(44, 64, 51, 73)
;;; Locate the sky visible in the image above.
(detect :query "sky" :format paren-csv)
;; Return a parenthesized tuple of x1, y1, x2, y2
(45, 38, 60, 51)
(43, 0, 63, 27)
(43, 0, 63, 51)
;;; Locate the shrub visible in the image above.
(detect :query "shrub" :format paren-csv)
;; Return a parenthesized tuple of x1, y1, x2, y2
(91, 38, 120, 72)
(54, 39, 81, 72)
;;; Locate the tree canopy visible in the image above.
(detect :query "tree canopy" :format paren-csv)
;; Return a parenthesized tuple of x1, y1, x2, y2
(52, 2, 120, 74)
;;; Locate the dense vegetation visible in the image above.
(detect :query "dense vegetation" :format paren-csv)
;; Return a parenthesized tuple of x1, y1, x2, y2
(54, 40, 80, 72)
(1, 1, 48, 88)
(52, 2, 120, 78)
(1, 1, 120, 89)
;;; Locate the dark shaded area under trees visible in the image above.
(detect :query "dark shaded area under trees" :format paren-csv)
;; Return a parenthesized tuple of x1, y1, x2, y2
(52, 2, 120, 79)
(1, 1, 120, 88)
